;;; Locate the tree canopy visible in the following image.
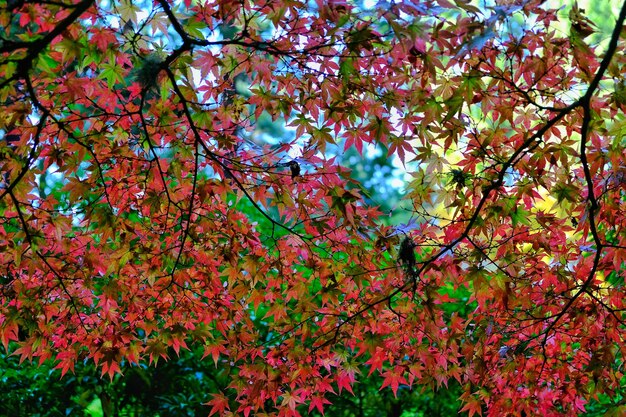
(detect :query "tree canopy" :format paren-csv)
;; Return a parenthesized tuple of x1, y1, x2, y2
(1, 0, 626, 416)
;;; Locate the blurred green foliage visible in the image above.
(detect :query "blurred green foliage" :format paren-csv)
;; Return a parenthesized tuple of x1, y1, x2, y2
(0, 345, 224, 417)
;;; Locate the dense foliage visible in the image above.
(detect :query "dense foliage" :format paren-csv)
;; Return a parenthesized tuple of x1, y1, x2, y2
(0, 346, 465, 417)
(2, 0, 626, 416)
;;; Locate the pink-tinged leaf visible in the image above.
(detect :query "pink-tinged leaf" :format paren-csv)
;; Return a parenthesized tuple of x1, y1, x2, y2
(201, 342, 226, 366)
(309, 395, 332, 415)
(206, 393, 230, 416)
(336, 369, 356, 394)
(365, 347, 386, 376)
(460, 397, 483, 417)
(0, 322, 18, 352)
(281, 391, 303, 410)
(101, 361, 122, 381)
(54, 350, 76, 377)
(380, 366, 407, 398)
(238, 405, 253, 417)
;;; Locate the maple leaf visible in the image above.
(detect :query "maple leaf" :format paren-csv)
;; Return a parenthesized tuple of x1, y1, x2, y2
(206, 393, 230, 416)
(380, 366, 408, 398)
(202, 341, 227, 367)
(281, 391, 303, 411)
(365, 347, 387, 376)
(460, 396, 483, 417)
(0, 322, 18, 352)
(308, 395, 332, 415)
(100, 360, 123, 381)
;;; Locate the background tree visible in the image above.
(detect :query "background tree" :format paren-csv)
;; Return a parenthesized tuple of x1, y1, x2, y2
(2, 0, 626, 416)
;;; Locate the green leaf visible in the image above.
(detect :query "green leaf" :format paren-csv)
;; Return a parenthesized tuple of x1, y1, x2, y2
(551, 182, 579, 204)
(339, 57, 355, 78)
(511, 206, 531, 227)
(100, 61, 126, 89)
